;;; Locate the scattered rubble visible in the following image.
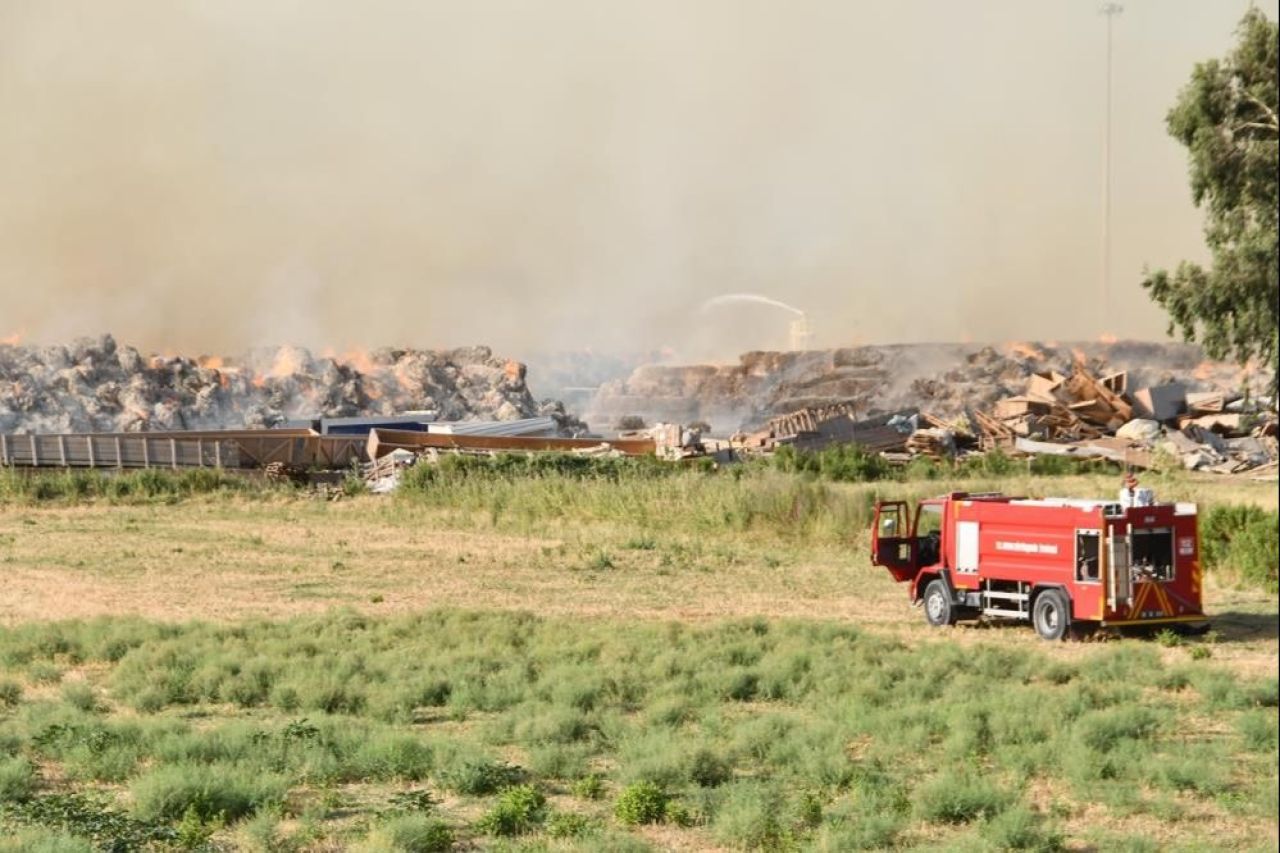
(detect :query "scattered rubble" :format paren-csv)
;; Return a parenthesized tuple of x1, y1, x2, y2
(4, 335, 1274, 482)
(739, 358, 1276, 476)
(0, 334, 585, 435)
(969, 363, 1276, 474)
(585, 340, 1270, 436)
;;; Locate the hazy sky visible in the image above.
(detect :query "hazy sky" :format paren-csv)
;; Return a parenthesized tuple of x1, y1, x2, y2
(1, 0, 1275, 360)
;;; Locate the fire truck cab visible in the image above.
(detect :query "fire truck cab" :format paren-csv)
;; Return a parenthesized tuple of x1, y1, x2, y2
(871, 490, 1207, 640)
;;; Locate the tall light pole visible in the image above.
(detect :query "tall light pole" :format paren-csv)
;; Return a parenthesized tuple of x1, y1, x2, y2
(1100, 3, 1122, 332)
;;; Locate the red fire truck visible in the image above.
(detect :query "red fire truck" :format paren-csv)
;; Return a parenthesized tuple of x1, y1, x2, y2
(870, 488, 1207, 640)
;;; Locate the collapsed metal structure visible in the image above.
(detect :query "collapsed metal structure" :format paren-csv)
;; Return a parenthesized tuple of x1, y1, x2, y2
(0, 418, 662, 475)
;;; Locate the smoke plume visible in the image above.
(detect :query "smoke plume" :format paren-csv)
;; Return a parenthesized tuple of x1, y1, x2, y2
(1, 1, 1276, 361)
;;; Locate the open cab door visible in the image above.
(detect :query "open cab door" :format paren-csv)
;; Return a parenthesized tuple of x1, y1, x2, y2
(872, 501, 919, 582)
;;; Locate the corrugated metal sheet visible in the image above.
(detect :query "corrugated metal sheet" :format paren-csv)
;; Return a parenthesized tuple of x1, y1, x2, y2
(427, 417, 558, 438)
(319, 416, 431, 435)
(367, 428, 655, 459)
(0, 433, 238, 469)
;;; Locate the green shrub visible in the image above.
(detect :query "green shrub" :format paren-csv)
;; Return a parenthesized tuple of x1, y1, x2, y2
(712, 782, 789, 850)
(0, 790, 175, 848)
(572, 773, 606, 800)
(355, 732, 434, 781)
(0, 679, 21, 706)
(130, 763, 287, 823)
(401, 452, 679, 492)
(722, 669, 760, 702)
(957, 448, 1019, 477)
(60, 683, 101, 713)
(0, 828, 94, 853)
(1200, 504, 1280, 592)
(808, 814, 901, 851)
(0, 467, 250, 504)
(614, 781, 668, 826)
(1153, 746, 1230, 795)
(914, 772, 1012, 824)
(981, 806, 1064, 851)
(237, 811, 295, 853)
(27, 662, 62, 685)
(546, 810, 597, 838)
(772, 444, 893, 482)
(1238, 710, 1279, 751)
(528, 742, 591, 779)
(385, 789, 438, 814)
(686, 747, 732, 787)
(0, 755, 36, 801)
(343, 470, 369, 497)
(476, 784, 548, 836)
(174, 803, 223, 849)
(1188, 645, 1212, 661)
(1074, 706, 1162, 752)
(436, 753, 521, 796)
(365, 813, 453, 852)
(662, 800, 697, 827)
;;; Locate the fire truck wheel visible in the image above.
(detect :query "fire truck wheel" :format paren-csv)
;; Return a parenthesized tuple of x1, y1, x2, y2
(923, 580, 954, 627)
(1032, 589, 1071, 641)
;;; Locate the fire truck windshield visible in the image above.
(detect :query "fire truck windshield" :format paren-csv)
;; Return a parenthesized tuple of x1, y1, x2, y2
(916, 504, 943, 536)
(916, 504, 943, 566)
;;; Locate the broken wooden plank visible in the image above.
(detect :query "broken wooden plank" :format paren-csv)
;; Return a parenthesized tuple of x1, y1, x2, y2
(1185, 391, 1225, 414)
(1027, 370, 1069, 402)
(993, 396, 1053, 420)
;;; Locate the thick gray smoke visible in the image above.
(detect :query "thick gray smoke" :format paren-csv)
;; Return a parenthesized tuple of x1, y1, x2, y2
(1, 1, 1276, 361)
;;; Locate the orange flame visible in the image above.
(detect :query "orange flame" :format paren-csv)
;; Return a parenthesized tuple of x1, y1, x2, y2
(1, 330, 23, 346)
(1098, 333, 1118, 345)
(340, 348, 377, 374)
(267, 348, 305, 378)
(1005, 341, 1046, 362)
(1193, 361, 1215, 381)
(198, 355, 225, 370)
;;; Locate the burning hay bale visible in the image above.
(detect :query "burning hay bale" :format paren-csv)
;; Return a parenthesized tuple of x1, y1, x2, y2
(0, 334, 586, 435)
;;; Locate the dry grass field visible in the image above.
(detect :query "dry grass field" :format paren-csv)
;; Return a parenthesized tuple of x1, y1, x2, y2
(1, 471, 1274, 662)
(0, 467, 1276, 851)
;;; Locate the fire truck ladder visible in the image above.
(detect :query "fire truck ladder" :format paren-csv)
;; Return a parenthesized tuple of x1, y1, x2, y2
(979, 581, 1031, 620)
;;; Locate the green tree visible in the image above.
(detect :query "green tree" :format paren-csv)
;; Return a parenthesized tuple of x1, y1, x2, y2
(1142, 9, 1278, 390)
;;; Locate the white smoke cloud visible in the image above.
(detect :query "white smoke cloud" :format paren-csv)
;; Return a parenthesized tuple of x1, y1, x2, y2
(0, 0, 1275, 361)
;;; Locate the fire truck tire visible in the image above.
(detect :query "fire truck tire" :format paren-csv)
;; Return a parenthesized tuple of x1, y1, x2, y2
(922, 580, 954, 627)
(1032, 589, 1071, 641)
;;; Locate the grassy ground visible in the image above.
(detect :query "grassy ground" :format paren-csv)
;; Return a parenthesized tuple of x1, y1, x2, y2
(0, 467, 1276, 850)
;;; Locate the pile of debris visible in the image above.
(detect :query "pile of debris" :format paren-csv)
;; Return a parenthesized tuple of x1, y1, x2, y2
(975, 367, 1276, 474)
(743, 361, 1277, 477)
(0, 334, 585, 435)
(736, 408, 951, 460)
(584, 339, 1269, 436)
